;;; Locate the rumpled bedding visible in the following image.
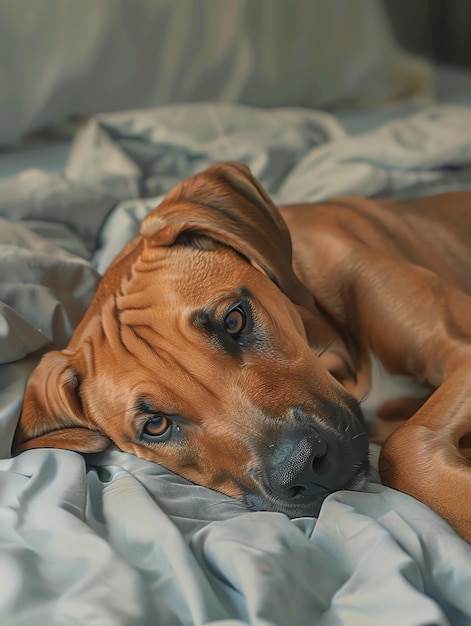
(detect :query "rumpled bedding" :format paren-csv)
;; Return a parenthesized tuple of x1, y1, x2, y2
(1, 103, 471, 626)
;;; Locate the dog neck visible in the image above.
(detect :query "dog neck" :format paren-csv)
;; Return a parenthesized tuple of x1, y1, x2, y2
(297, 304, 368, 396)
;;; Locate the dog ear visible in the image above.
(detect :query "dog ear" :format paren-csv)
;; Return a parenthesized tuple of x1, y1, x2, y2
(12, 351, 110, 454)
(140, 162, 313, 307)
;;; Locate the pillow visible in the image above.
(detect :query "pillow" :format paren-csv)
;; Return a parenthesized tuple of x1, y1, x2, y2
(0, 0, 431, 146)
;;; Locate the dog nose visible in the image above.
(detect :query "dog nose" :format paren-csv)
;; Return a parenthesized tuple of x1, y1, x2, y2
(265, 430, 347, 499)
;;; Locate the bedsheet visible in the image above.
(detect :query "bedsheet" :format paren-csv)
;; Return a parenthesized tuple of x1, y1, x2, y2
(1, 103, 471, 625)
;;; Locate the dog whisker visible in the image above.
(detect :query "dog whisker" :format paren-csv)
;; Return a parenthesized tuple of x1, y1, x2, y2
(107, 404, 143, 421)
(345, 394, 362, 412)
(315, 338, 337, 358)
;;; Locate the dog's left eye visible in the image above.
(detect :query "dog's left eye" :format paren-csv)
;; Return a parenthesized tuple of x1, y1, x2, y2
(224, 305, 246, 336)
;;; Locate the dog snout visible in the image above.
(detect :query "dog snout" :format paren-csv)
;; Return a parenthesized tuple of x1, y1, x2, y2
(265, 430, 330, 499)
(265, 427, 365, 500)
(256, 403, 370, 510)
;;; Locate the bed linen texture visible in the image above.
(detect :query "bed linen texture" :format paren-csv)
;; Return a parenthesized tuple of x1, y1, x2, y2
(1, 103, 471, 626)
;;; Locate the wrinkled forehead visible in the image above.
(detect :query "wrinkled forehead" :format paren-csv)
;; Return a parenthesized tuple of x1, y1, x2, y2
(80, 242, 307, 428)
(83, 261, 245, 414)
(132, 244, 270, 308)
(91, 245, 255, 367)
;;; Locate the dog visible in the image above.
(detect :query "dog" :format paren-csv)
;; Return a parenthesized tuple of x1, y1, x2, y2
(13, 162, 471, 542)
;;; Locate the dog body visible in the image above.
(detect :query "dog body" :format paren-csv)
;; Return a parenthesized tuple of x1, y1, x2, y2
(13, 163, 471, 541)
(282, 194, 471, 424)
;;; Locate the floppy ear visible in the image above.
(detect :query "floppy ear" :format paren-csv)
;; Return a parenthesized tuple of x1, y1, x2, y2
(140, 161, 313, 307)
(12, 351, 110, 454)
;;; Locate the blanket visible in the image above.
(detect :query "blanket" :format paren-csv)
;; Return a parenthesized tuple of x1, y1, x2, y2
(1, 103, 471, 625)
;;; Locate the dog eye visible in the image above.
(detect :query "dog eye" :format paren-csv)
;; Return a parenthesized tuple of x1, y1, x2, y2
(142, 415, 172, 441)
(224, 305, 246, 336)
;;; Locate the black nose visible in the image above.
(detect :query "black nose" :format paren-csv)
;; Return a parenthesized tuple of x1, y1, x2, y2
(264, 428, 364, 500)
(266, 430, 328, 499)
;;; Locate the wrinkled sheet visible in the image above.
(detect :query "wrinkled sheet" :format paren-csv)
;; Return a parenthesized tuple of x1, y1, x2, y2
(1, 103, 471, 625)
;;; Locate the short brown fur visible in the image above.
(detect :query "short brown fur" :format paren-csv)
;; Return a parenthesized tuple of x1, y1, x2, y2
(13, 162, 471, 542)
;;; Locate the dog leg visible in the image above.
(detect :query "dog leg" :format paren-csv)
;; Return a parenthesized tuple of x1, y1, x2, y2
(328, 247, 471, 542)
(380, 363, 471, 542)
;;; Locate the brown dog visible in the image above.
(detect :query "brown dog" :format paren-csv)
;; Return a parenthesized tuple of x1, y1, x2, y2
(13, 162, 471, 542)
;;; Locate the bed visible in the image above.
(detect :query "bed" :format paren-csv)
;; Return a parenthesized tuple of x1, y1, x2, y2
(1, 99, 471, 625)
(2, 2, 471, 624)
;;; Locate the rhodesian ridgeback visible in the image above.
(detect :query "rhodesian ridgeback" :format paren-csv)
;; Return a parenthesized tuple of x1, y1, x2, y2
(13, 162, 471, 542)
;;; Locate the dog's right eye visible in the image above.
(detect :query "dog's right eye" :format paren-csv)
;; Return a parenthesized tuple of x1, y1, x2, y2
(144, 416, 170, 437)
(140, 414, 174, 443)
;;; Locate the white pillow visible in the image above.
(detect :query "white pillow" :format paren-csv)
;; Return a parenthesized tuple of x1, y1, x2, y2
(0, 0, 431, 145)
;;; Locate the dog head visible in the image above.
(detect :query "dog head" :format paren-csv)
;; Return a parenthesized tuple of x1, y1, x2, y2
(13, 162, 369, 517)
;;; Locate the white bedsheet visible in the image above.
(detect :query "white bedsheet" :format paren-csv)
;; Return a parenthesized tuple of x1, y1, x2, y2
(1, 103, 471, 625)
